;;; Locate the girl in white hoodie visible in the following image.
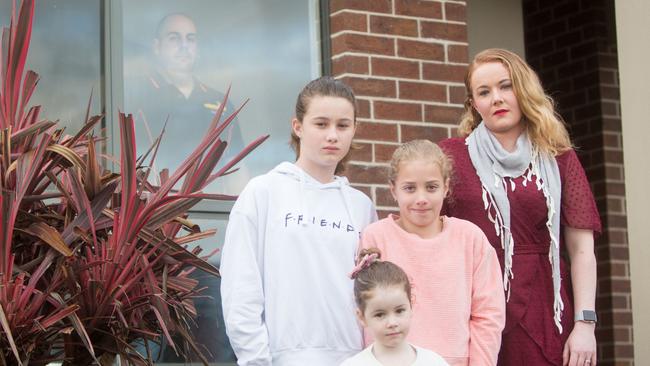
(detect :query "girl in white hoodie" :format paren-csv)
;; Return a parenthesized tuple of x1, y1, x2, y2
(220, 77, 377, 366)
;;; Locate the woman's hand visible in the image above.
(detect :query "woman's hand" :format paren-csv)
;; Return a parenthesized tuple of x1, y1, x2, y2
(564, 227, 598, 366)
(563, 321, 597, 366)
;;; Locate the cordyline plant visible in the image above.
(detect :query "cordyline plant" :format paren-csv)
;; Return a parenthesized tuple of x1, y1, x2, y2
(0, 1, 267, 365)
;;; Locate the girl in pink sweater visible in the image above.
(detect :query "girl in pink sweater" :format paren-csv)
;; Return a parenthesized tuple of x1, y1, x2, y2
(359, 140, 505, 366)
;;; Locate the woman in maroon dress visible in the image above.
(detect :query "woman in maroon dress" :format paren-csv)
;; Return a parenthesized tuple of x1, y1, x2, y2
(440, 49, 601, 366)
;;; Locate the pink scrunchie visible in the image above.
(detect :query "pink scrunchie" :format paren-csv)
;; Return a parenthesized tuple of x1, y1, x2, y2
(349, 253, 379, 279)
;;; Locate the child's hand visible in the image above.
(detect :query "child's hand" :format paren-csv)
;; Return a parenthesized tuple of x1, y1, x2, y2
(562, 321, 596, 366)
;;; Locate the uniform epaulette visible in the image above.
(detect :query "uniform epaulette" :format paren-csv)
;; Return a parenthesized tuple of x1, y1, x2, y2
(198, 81, 209, 93)
(148, 74, 161, 89)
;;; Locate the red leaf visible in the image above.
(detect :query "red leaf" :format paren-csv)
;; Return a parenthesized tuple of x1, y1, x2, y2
(38, 304, 80, 329)
(0, 303, 23, 366)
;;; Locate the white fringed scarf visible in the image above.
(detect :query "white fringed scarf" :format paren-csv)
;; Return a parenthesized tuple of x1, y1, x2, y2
(466, 122, 565, 333)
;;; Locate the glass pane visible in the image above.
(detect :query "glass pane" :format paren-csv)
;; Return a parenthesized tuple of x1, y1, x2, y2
(157, 213, 234, 364)
(0, 0, 102, 132)
(121, 0, 321, 196)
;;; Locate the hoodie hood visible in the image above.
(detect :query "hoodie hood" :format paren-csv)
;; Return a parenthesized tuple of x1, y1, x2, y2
(271, 162, 356, 229)
(271, 161, 351, 188)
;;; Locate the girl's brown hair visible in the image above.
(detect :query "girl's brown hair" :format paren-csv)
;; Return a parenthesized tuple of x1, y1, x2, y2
(458, 48, 572, 156)
(290, 76, 357, 174)
(352, 248, 412, 313)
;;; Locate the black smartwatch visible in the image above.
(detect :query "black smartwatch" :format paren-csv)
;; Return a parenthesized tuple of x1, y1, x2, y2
(575, 310, 597, 323)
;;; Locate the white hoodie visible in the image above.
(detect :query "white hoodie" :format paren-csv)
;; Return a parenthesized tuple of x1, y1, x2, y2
(220, 162, 377, 366)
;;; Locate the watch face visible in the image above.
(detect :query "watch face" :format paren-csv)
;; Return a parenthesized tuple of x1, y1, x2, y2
(583, 310, 597, 322)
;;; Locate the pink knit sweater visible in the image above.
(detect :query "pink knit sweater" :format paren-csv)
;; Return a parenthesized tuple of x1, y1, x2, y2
(359, 215, 505, 366)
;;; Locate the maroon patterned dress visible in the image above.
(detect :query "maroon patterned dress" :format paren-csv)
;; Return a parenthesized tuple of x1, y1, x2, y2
(440, 137, 601, 365)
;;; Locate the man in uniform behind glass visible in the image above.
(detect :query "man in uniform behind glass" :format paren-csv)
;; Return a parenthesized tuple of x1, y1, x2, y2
(127, 13, 238, 363)
(128, 13, 244, 189)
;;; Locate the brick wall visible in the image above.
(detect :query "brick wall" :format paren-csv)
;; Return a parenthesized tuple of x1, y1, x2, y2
(329, 0, 468, 217)
(522, 0, 632, 364)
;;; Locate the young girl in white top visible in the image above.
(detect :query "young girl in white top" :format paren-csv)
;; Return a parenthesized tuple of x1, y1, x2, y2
(220, 77, 377, 366)
(341, 248, 448, 366)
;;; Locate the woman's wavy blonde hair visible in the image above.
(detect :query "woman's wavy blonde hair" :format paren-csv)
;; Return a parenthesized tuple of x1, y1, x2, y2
(458, 48, 572, 156)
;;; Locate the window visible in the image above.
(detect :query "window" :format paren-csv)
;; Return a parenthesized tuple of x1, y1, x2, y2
(119, 0, 322, 196)
(2, 0, 324, 364)
(115, 1, 324, 363)
(0, 0, 102, 132)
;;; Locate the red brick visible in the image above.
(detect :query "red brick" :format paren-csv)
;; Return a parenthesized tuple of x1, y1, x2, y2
(606, 197, 623, 213)
(527, 40, 554, 58)
(557, 91, 587, 110)
(602, 101, 619, 116)
(330, 0, 391, 14)
(423, 63, 466, 82)
(613, 344, 634, 358)
(370, 15, 418, 37)
(376, 186, 395, 206)
(447, 44, 468, 63)
(341, 76, 396, 98)
(330, 11, 367, 34)
(371, 57, 420, 79)
(346, 163, 389, 184)
(598, 243, 630, 261)
(604, 310, 634, 326)
(332, 55, 369, 75)
(375, 101, 422, 121)
(397, 39, 445, 61)
(599, 70, 616, 84)
(349, 141, 373, 162)
(357, 98, 371, 119)
(449, 85, 467, 104)
(607, 214, 627, 228)
(602, 132, 621, 148)
(609, 262, 628, 277)
(445, 2, 466, 22)
(598, 344, 633, 361)
(355, 121, 398, 142)
(424, 105, 464, 124)
(400, 124, 449, 143)
(375, 143, 398, 163)
(612, 327, 631, 342)
(399, 81, 446, 102)
(525, 8, 552, 29)
(558, 61, 586, 79)
(395, 0, 442, 19)
(377, 209, 399, 219)
(541, 20, 568, 40)
(609, 229, 627, 243)
(603, 149, 624, 164)
(556, 30, 582, 49)
(332, 33, 395, 56)
(552, 1, 580, 19)
(421, 21, 467, 42)
(602, 117, 621, 132)
(605, 166, 623, 181)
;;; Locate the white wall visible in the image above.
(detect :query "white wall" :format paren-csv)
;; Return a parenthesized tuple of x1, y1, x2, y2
(615, 0, 650, 361)
(466, 0, 526, 59)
